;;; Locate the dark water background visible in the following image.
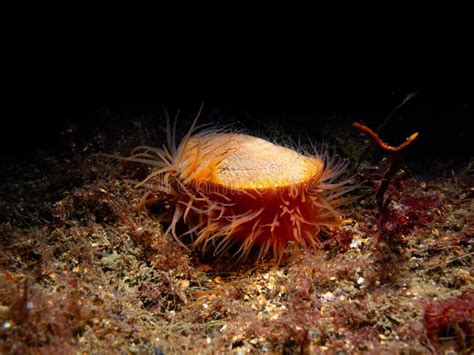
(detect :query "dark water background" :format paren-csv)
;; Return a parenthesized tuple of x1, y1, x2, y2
(2, 88, 471, 165)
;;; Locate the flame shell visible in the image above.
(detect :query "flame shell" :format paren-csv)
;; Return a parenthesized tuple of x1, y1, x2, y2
(128, 128, 352, 263)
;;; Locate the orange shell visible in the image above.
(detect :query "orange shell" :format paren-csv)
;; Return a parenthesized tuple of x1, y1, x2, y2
(181, 133, 324, 189)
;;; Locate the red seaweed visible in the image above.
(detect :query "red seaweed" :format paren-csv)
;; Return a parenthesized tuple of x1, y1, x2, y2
(424, 291, 474, 352)
(382, 195, 442, 235)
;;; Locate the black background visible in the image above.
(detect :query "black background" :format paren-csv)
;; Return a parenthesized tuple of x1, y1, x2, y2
(1, 87, 472, 164)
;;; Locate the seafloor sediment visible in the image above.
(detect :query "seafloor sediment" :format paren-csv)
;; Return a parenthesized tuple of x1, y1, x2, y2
(0, 114, 472, 354)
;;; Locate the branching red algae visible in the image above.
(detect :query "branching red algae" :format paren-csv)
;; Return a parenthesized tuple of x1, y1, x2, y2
(424, 290, 474, 353)
(353, 122, 419, 240)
